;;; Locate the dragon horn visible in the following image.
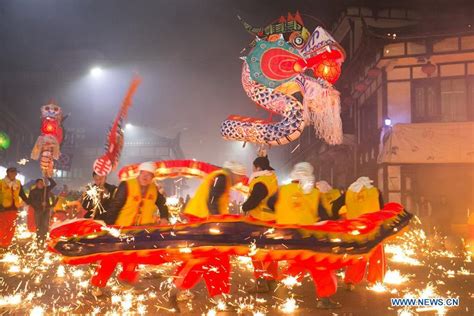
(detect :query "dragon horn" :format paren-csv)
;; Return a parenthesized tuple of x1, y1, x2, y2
(237, 15, 263, 36)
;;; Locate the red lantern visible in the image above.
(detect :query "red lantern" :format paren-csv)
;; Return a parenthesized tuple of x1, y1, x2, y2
(313, 59, 341, 84)
(421, 61, 436, 77)
(41, 119, 57, 135)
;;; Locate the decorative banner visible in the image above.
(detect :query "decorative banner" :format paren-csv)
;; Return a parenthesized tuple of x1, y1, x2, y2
(221, 13, 345, 146)
(93, 76, 142, 176)
(30, 103, 64, 177)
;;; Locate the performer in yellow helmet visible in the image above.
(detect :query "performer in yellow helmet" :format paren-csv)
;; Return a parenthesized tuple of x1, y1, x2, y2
(332, 176, 385, 291)
(269, 162, 341, 309)
(90, 161, 169, 297)
(242, 156, 278, 293)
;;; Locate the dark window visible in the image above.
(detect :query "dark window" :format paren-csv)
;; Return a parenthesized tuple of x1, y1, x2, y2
(412, 79, 439, 122)
(412, 77, 471, 123)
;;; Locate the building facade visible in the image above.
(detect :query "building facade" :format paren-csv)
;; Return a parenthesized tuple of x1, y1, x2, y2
(327, 6, 474, 224)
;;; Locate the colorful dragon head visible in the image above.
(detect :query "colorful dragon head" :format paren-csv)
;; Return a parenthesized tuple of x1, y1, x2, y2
(241, 11, 345, 85)
(221, 13, 345, 146)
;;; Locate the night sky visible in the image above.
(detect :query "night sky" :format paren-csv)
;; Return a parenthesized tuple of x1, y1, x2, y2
(0, 0, 470, 169)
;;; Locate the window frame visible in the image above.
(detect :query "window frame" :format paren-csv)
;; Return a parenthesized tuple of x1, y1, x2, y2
(411, 75, 473, 123)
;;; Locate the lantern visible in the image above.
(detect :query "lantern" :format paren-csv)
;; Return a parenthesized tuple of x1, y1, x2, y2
(313, 59, 341, 84)
(421, 61, 436, 77)
(0, 132, 11, 150)
(41, 119, 57, 135)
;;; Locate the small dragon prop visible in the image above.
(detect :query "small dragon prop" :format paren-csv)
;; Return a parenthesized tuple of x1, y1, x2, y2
(93, 76, 142, 176)
(31, 103, 64, 177)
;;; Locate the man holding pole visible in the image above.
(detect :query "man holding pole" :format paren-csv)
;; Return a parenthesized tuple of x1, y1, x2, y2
(28, 177, 57, 245)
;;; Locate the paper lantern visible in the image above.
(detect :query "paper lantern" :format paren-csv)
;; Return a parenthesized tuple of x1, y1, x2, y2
(41, 120, 57, 135)
(313, 59, 341, 84)
(421, 61, 436, 77)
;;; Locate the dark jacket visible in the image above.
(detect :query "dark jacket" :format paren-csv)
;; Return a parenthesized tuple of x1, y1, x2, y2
(242, 182, 268, 213)
(28, 178, 57, 212)
(102, 181, 169, 225)
(81, 182, 117, 220)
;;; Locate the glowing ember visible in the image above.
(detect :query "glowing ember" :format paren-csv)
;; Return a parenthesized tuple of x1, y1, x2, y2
(206, 308, 217, 316)
(216, 299, 227, 311)
(281, 275, 302, 289)
(279, 297, 298, 314)
(0, 294, 22, 306)
(209, 228, 222, 235)
(8, 265, 21, 273)
(1, 253, 19, 263)
(384, 270, 411, 285)
(30, 306, 45, 316)
(397, 307, 415, 316)
(179, 247, 192, 254)
(72, 269, 84, 279)
(56, 266, 65, 278)
(367, 282, 388, 293)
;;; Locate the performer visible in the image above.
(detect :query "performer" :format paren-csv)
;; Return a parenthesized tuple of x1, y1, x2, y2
(172, 161, 246, 311)
(269, 162, 341, 309)
(242, 156, 278, 293)
(316, 180, 342, 220)
(183, 161, 247, 219)
(28, 177, 57, 245)
(0, 167, 29, 251)
(81, 171, 117, 220)
(332, 176, 385, 291)
(90, 162, 169, 297)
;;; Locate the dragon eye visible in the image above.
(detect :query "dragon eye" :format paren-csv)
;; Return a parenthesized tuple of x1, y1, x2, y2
(289, 32, 305, 48)
(293, 36, 304, 47)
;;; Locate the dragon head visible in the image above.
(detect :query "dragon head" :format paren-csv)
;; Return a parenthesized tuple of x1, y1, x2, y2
(241, 13, 345, 85)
